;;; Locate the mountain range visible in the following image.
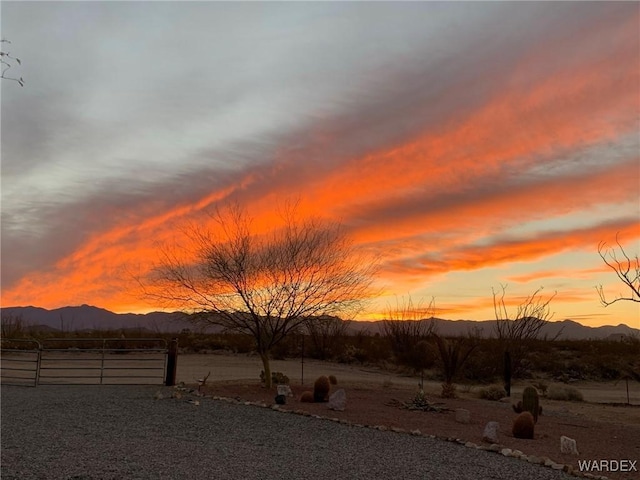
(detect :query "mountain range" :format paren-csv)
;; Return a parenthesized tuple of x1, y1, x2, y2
(1, 305, 638, 340)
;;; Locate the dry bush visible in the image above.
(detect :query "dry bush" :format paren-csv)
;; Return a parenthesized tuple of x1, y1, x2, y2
(478, 384, 506, 401)
(546, 385, 584, 402)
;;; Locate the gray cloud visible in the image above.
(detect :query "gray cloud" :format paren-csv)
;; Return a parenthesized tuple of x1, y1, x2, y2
(1, 1, 637, 292)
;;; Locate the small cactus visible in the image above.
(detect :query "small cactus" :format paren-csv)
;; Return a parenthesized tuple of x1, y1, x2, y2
(512, 411, 535, 439)
(313, 375, 331, 402)
(512, 400, 523, 413)
(329, 375, 338, 385)
(522, 386, 540, 423)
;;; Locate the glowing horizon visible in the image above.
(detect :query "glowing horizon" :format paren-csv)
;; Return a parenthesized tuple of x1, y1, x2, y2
(1, 2, 638, 329)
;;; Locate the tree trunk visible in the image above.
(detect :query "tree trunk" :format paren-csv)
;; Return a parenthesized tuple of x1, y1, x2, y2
(260, 351, 272, 389)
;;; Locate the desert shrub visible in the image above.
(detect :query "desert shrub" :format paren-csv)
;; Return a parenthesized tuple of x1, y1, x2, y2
(335, 344, 358, 364)
(512, 412, 535, 439)
(260, 371, 289, 385)
(478, 384, 506, 401)
(531, 380, 548, 396)
(347, 331, 391, 364)
(305, 316, 350, 361)
(328, 375, 337, 385)
(313, 375, 331, 402)
(546, 385, 584, 402)
(223, 334, 255, 354)
(270, 335, 298, 360)
(440, 382, 457, 399)
(300, 391, 314, 403)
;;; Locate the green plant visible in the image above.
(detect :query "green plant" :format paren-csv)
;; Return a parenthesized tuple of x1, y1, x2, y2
(313, 375, 331, 402)
(522, 386, 540, 423)
(546, 385, 584, 402)
(512, 411, 535, 439)
(389, 389, 447, 413)
(478, 384, 506, 401)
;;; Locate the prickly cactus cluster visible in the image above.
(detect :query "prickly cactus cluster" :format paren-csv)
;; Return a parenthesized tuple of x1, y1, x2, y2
(299, 375, 333, 403)
(512, 386, 542, 423)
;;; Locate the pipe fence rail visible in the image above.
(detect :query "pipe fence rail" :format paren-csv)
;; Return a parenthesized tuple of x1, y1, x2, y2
(0, 339, 41, 386)
(1, 338, 177, 386)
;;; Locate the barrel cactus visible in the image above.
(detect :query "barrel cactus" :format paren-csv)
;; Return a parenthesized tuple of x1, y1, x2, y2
(300, 391, 314, 403)
(512, 411, 535, 439)
(313, 375, 331, 402)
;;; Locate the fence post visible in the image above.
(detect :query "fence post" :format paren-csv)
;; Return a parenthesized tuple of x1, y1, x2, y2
(300, 335, 304, 386)
(165, 338, 178, 386)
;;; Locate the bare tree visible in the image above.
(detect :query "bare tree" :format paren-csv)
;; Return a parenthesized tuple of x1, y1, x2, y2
(493, 285, 558, 394)
(596, 236, 640, 306)
(144, 203, 377, 387)
(433, 332, 478, 398)
(1, 39, 24, 86)
(381, 296, 437, 387)
(493, 285, 557, 343)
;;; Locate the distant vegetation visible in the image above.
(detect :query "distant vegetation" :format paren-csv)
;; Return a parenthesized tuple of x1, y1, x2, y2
(3, 312, 638, 385)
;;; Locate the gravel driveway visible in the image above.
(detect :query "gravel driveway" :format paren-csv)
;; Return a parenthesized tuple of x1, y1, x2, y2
(1, 385, 572, 480)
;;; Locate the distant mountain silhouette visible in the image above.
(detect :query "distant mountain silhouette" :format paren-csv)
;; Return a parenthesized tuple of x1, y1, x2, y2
(0, 305, 195, 333)
(1, 305, 638, 340)
(347, 317, 639, 340)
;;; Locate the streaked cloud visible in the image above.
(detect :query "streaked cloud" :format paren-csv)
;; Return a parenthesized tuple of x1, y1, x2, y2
(1, 2, 638, 327)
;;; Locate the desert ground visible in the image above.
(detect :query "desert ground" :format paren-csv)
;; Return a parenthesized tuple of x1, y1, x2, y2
(2, 351, 638, 479)
(177, 353, 640, 480)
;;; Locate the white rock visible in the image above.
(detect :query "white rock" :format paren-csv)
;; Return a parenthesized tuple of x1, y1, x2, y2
(327, 389, 347, 411)
(455, 408, 471, 424)
(277, 384, 293, 397)
(482, 421, 499, 443)
(560, 435, 579, 455)
(501, 448, 513, 457)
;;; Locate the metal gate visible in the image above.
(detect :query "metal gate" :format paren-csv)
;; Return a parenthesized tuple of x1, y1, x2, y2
(1, 338, 170, 386)
(0, 339, 41, 386)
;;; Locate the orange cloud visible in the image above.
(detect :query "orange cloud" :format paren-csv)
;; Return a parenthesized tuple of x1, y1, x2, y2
(2, 8, 637, 323)
(378, 218, 640, 279)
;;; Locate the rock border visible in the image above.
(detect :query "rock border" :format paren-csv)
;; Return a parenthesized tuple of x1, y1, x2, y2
(166, 387, 610, 480)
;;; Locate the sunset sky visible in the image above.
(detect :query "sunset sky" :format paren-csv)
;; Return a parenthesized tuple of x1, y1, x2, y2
(1, 2, 638, 328)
